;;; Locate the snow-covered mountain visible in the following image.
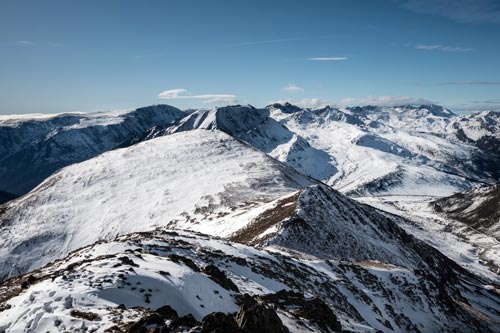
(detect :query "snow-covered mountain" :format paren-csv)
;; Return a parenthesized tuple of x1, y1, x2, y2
(446, 110, 500, 143)
(161, 105, 338, 182)
(3, 103, 498, 199)
(1, 103, 500, 332)
(1, 229, 499, 333)
(2, 123, 478, 281)
(0, 127, 499, 331)
(0, 129, 314, 280)
(433, 184, 500, 239)
(0, 105, 185, 195)
(268, 103, 499, 196)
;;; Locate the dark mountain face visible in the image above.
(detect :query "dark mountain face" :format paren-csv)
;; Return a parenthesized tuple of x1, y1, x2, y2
(0, 190, 18, 205)
(433, 184, 500, 239)
(267, 102, 303, 113)
(0, 105, 184, 195)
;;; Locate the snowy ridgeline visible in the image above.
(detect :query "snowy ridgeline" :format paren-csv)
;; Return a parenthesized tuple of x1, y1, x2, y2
(0, 105, 186, 195)
(267, 104, 500, 196)
(0, 130, 314, 280)
(1, 103, 499, 198)
(1, 128, 490, 283)
(1, 229, 499, 333)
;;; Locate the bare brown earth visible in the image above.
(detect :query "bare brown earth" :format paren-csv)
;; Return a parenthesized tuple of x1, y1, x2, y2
(230, 191, 300, 245)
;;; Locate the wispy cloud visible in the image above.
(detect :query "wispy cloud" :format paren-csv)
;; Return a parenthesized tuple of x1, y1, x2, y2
(415, 44, 472, 52)
(338, 96, 433, 107)
(134, 52, 165, 59)
(474, 99, 500, 104)
(15, 40, 64, 47)
(16, 40, 34, 46)
(233, 38, 299, 47)
(308, 57, 348, 61)
(272, 95, 433, 108)
(396, 0, 500, 24)
(283, 84, 304, 93)
(158, 88, 237, 104)
(48, 42, 65, 47)
(441, 81, 500, 85)
(450, 101, 500, 112)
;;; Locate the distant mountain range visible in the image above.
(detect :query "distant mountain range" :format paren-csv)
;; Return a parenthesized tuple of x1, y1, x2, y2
(0, 105, 184, 195)
(1, 103, 499, 199)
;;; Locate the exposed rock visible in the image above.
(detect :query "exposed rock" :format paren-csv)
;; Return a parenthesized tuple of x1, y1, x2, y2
(69, 309, 100, 321)
(201, 312, 242, 333)
(168, 314, 200, 330)
(236, 303, 289, 333)
(235, 293, 258, 309)
(203, 264, 239, 292)
(155, 304, 179, 320)
(168, 254, 200, 272)
(261, 290, 341, 332)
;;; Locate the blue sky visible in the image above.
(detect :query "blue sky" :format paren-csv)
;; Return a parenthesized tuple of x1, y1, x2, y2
(1, 0, 499, 114)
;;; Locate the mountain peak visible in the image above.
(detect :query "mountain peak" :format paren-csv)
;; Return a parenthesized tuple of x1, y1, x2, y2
(266, 102, 303, 114)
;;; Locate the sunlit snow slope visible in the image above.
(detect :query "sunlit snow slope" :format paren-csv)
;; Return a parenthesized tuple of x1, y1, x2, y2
(0, 129, 313, 279)
(269, 103, 499, 197)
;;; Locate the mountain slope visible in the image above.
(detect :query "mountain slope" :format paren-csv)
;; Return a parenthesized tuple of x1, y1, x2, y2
(233, 184, 435, 266)
(433, 184, 500, 239)
(0, 105, 185, 195)
(0, 230, 499, 333)
(0, 129, 314, 280)
(269, 103, 496, 196)
(162, 105, 338, 182)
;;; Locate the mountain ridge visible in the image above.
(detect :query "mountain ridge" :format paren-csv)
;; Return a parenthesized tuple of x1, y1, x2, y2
(0, 105, 185, 195)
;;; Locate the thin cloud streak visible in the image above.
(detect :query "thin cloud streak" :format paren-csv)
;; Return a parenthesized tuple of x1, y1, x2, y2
(233, 38, 299, 47)
(415, 44, 472, 52)
(338, 96, 432, 107)
(396, 0, 500, 24)
(450, 103, 500, 112)
(308, 57, 348, 61)
(441, 81, 500, 85)
(158, 88, 237, 104)
(474, 99, 500, 104)
(16, 40, 34, 45)
(272, 96, 433, 109)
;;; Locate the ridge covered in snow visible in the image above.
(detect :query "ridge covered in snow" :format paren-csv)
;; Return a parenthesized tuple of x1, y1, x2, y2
(2, 103, 499, 199)
(0, 105, 185, 195)
(162, 105, 338, 182)
(0, 129, 313, 279)
(1, 229, 499, 333)
(268, 103, 500, 197)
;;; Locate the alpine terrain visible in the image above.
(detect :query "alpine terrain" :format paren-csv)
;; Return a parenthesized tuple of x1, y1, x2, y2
(0, 103, 499, 333)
